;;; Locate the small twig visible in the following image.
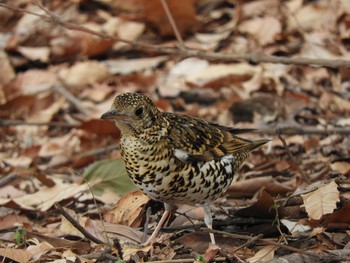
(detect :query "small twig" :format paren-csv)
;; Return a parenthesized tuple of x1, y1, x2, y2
(255, 126, 350, 136)
(203, 228, 314, 256)
(0, 119, 76, 128)
(276, 129, 312, 184)
(77, 144, 119, 158)
(0, 173, 19, 188)
(147, 258, 227, 263)
(54, 203, 105, 244)
(82, 251, 119, 261)
(53, 84, 91, 115)
(160, 0, 185, 49)
(143, 206, 152, 243)
(80, 173, 111, 245)
(232, 234, 263, 253)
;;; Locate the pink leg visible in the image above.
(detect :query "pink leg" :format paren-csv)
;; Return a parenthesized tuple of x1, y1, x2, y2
(142, 203, 172, 246)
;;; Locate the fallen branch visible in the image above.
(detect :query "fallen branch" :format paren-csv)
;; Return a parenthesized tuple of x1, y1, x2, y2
(53, 84, 91, 115)
(54, 203, 105, 245)
(0, 173, 19, 188)
(160, 0, 185, 49)
(203, 228, 315, 256)
(0, 119, 76, 128)
(1, 3, 350, 68)
(257, 126, 350, 136)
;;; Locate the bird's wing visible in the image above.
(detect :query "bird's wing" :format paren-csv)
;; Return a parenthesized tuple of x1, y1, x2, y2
(164, 113, 264, 162)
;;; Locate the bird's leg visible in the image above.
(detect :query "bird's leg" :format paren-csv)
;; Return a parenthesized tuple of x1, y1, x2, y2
(142, 203, 173, 246)
(203, 203, 216, 245)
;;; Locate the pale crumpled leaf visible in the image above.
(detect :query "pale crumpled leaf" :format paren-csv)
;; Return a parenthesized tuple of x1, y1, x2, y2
(17, 46, 50, 62)
(158, 57, 209, 97)
(106, 190, 148, 227)
(186, 63, 260, 87)
(104, 56, 168, 75)
(280, 219, 311, 236)
(102, 17, 145, 50)
(239, 16, 282, 45)
(247, 245, 276, 263)
(59, 61, 111, 87)
(301, 180, 340, 220)
(0, 247, 31, 263)
(0, 179, 90, 211)
(3, 156, 32, 168)
(26, 242, 53, 261)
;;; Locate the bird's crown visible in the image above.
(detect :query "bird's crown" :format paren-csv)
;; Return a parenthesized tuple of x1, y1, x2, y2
(112, 92, 154, 109)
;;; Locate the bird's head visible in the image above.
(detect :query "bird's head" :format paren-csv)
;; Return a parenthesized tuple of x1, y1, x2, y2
(100, 93, 161, 135)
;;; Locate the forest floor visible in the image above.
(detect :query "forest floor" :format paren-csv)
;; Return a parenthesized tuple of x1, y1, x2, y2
(0, 0, 350, 262)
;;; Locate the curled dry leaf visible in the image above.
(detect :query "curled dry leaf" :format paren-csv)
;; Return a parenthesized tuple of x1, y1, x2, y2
(288, 1, 337, 31)
(0, 214, 30, 231)
(301, 180, 340, 220)
(106, 190, 149, 227)
(26, 241, 53, 261)
(0, 50, 15, 86)
(103, 222, 144, 244)
(227, 176, 295, 198)
(0, 247, 31, 263)
(247, 245, 276, 263)
(0, 179, 90, 211)
(239, 16, 282, 45)
(235, 191, 277, 219)
(141, 0, 199, 37)
(186, 63, 259, 87)
(201, 244, 220, 263)
(3, 156, 32, 168)
(59, 61, 111, 87)
(158, 57, 209, 97)
(3, 69, 57, 101)
(102, 17, 145, 50)
(104, 56, 168, 75)
(280, 219, 311, 236)
(330, 162, 350, 175)
(17, 46, 50, 63)
(39, 131, 81, 158)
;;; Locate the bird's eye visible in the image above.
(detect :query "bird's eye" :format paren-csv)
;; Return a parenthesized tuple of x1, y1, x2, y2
(135, 107, 144, 117)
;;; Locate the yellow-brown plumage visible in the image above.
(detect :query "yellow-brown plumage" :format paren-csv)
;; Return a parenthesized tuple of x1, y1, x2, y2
(101, 92, 268, 246)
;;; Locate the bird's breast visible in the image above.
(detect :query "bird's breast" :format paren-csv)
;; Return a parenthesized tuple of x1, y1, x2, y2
(120, 136, 248, 205)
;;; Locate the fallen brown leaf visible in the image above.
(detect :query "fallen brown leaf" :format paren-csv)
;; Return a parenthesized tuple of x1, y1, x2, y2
(301, 180, 340, 220)
(0, 247, 31, 263)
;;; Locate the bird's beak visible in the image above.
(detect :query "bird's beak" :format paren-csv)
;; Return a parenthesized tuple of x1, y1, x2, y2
(100, 109, 120, 120)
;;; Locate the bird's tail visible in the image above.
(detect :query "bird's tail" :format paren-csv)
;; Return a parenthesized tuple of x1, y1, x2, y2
(249, 139, 270, 151)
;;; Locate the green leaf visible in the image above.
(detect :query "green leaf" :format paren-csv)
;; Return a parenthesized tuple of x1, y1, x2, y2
(83, 159, 136, 195)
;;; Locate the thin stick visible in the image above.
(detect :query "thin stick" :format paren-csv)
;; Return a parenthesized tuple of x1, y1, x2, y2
(0, 119, 76, 128)
(0, 173, 19, 188)
(147, 258, 227, 263)
(255, 126, 350, 136)
(80, 172, 112, 246)
(53, 84, 91, 115)
(160, 0, 185, 49)
(203, 228, 314, 256)
(232, 234, 263, 253)
(54, 203, 105, 244)
(276, 129, 312, 184)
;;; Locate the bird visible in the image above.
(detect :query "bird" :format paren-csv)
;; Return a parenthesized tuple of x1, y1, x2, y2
(100, 92, 269, 246)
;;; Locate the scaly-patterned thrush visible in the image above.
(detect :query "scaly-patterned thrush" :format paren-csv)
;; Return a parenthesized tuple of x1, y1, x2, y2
(101, 92, 268, 246)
